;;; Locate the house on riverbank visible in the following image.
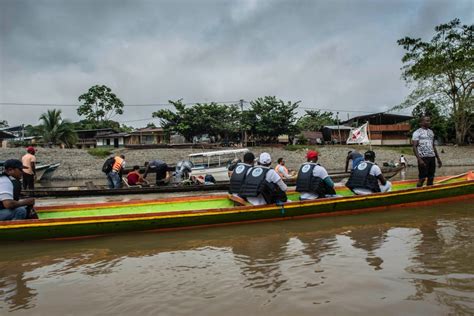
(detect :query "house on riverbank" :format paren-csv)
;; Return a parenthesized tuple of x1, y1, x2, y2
(343, 112, 413, 145)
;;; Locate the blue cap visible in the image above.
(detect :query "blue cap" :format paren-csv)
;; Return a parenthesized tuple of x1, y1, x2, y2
(4, 159, 27, 170)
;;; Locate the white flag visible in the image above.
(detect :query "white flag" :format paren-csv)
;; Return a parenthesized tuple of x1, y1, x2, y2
(347, 123, 370, 144)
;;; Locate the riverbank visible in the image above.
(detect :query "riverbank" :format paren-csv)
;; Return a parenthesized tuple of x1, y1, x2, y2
(1, 145, 473, 180)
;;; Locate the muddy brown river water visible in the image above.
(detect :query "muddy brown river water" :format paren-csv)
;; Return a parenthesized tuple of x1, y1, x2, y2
(1, 200, 474, 315)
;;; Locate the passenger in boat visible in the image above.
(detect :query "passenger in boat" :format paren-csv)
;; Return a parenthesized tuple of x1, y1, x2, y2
(228, 152, 255, 195)
(296, 150, 337, 200)
(144, 160, 171, 185)
(0, 159, 35, 221)
(345, 150, 364, 173)
(412, 116, 442, 187)
(21, 146, 36, 190)
(127, 165, 148, 186)
(239, 152, 287, 205)
(227, 158, 242, 177)
(274, 158, 294, 179)
(107, 155, 126, 189)
(346, 151, 392, 195)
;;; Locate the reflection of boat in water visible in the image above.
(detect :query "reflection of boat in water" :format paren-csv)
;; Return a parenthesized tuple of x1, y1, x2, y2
(0, 161, 60, 182)
(188, 148, 249, 181)
(2, 172, 473, 241)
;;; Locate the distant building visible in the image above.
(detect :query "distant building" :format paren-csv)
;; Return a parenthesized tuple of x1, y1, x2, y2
(125, 127, 169, 148)
(0, 130, 15, 148)
(75, 128, 117, 149)
(343, 112, 413, 145)
(95, 132, 130, 148)
(321, 125, 353, 144)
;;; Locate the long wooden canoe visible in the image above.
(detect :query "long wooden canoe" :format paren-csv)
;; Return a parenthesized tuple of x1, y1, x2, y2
(22, 167, 403, 198)
(1, 172, 473, 242)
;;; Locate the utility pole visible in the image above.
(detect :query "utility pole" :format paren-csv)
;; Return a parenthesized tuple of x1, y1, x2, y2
(239, 99, 246, 147)
(336, 112, 341, 145)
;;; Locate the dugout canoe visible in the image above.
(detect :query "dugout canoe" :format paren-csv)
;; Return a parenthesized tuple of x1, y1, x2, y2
(22, 167, 403, 198)
(2, 172, 473, 242)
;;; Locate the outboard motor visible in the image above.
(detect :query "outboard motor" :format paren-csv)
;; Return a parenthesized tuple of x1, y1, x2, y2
(175, 160, 194, 182)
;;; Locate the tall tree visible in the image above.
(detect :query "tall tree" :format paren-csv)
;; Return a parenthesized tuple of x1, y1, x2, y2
(242, 96, 300, 143)
(77, 85, 124, 124)
(0, 120, 8, 128)
(297, 110, 336, 131)
(152, 100, 241, 142)
(397, 19, 473, 144)
(39, 109, 78, 147)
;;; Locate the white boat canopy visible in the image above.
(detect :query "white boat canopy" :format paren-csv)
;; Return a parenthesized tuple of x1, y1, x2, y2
(188, 148, 249, 158)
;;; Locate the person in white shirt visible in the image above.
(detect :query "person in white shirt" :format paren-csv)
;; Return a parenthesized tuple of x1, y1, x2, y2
(239, 153, 287, 206)
(346, 151, 391, 195)
(412, 116, 442, 186)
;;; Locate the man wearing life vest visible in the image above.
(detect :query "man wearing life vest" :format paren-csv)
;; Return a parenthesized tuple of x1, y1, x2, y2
(0, 159, 34, 221)
(239, 152, 287, 205)
(296, 150, 337, 200)
(274, 158, 292, 179)
(228, 152, 255, 195)
(108, 155, 126, 189)
(346, 151, 391, 195)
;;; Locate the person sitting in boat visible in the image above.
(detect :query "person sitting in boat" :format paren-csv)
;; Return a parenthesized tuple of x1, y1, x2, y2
(239, 152, 287, 205)
(345, 150, 364, 173)
(346, 151, 392, 195)
(127, 165, 148, 186)
(0, 159, 35, 221)
(274, 157, 294, 179)
(143, 160, 172, 185)
(227, 158, 242, 177)
(228, 152, 255, 195)
(296, 150, 337, 200)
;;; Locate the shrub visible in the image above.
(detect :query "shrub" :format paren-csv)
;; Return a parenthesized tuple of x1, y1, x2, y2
(88, 147, 112, 158)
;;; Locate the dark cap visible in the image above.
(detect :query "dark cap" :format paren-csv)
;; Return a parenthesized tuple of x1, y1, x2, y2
(364, 150, 376, 160)
(4, 159, 27, 170)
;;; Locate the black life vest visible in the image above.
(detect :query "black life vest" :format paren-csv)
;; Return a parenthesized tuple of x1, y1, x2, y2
(0, 173, 21, 210)
(296, 163, 335, 197)
(239, 167, 271, 198)
(240, 167, 287, 204)
(346, 161, 381, 193)
(228, 163, 252, 194)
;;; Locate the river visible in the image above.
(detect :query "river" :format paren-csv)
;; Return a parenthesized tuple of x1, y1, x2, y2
(1, 201, 473, 315)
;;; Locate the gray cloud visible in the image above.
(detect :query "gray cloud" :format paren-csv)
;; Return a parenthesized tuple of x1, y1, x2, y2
(1, 0, 472, 126)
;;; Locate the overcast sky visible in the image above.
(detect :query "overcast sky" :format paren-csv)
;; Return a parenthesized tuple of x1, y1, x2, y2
(1, 0, 472, 127)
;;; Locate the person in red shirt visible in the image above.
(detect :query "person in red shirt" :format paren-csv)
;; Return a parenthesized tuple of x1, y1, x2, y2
(127, 166, 148, 186)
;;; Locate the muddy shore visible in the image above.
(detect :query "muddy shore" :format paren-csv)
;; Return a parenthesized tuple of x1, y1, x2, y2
(1, 145, 473, 180)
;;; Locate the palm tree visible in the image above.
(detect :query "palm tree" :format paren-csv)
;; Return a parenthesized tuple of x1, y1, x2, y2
(39, 109, 78, 148)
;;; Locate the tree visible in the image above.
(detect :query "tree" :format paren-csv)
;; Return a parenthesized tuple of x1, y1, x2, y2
(77, 85, 124, 123)
(297, 110, 336, 131)
(39, 109, 78, 147)
(152, 100, 241, 142)
(409, 100, 448, 141)
(242, 96, 300, 143)
(397, 19, 473, 144)
(0, 120, 8, 128)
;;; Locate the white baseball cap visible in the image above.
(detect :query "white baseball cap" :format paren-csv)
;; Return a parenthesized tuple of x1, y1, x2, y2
(259, 152, 271, 164)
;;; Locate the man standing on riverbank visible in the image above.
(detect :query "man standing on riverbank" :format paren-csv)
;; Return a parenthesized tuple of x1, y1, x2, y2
(412, 116, 442, 187)
(21, 146, 36, 190)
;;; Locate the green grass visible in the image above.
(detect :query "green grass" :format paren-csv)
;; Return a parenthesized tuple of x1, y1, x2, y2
(87, 147, 113, 158)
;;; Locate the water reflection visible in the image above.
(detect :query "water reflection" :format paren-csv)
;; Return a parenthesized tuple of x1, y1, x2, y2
(1, 202, 473, 315)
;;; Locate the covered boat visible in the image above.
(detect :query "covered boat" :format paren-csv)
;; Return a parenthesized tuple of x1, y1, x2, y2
(1, 172, 473, 242)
